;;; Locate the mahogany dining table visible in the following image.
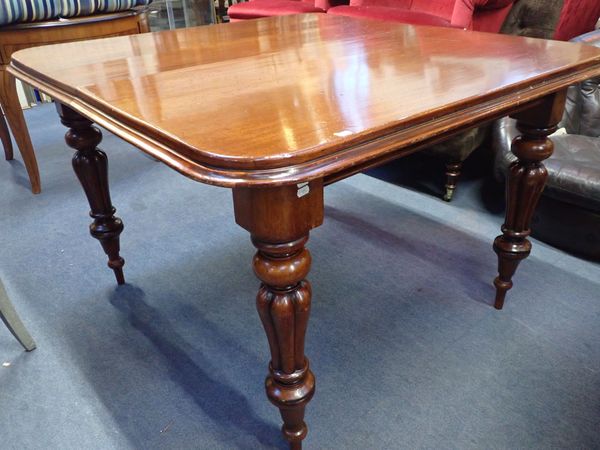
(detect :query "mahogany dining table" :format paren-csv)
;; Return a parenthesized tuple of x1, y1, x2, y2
(8, 14, 600, 448)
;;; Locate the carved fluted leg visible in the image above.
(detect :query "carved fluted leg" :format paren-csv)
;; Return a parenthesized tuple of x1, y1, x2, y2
(233, 182, 324, 449)
(493, 92, 566, 309)
(56, 103, 125, 285)
(443, 161, 462, 202)
(254, 236, 315, 449)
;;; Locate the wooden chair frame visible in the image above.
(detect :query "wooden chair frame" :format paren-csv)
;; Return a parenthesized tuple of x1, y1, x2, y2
(0, 8, 149, 194)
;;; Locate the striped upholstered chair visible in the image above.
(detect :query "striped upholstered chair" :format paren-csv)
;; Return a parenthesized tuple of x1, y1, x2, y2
(0, 0, 152, 194)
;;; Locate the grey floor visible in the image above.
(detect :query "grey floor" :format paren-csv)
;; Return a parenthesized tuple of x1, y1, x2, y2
(0, 103, 599, 449)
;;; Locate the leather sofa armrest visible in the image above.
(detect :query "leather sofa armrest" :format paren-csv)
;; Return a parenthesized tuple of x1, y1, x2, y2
(491, 117, 518, 182)
(562, 29, 600, 137)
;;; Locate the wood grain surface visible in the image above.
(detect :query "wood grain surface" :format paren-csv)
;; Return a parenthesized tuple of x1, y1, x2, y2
(9, 14, 600, 186)
(9, 15, 597, 448)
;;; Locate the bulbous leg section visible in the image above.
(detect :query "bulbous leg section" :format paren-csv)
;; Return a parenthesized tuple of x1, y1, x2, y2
(57, 103, 125, 285)
(253, 236, 315, 449)
(493, 121, 555, 309)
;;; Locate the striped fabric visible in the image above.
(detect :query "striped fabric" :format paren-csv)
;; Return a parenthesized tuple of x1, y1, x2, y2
(0, 0, 61, 25)
(0, 0, 152, 26)
(59, 0, 152, 17)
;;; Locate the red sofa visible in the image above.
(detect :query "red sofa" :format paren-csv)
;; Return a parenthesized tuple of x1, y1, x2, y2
(229, 0, 600, 40)
(329, 0, 514, 31)
(228, 0, 515, 30)
(228, 0, 345, 21)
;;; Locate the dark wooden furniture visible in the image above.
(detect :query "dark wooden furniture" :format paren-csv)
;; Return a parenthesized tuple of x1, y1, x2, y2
(8, 14, 600, 447)
(0, 8, 149, 194)
(492, 29, 600, 260)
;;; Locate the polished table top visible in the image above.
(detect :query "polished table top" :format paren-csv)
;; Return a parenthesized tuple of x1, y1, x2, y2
(9, 14, 600, 186)
(9, 14, 600, 449)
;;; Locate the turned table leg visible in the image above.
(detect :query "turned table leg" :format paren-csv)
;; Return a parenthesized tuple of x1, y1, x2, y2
(493, 92, 566, 309)
(443, 160, 462, 202)
(254, 236, 315, 448)
(233, 181, 324, 449)
(56, 103, 125, 285)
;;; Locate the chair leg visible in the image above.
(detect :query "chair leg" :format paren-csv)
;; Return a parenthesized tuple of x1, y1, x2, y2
(0, 279, 36, 352)
(0, 67, 41, 194)
(443, 161, 462, 202)
(0, 106, 13, 160)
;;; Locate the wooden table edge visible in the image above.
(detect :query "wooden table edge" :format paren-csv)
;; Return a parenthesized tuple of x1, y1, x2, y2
(8, 58, 600, 188)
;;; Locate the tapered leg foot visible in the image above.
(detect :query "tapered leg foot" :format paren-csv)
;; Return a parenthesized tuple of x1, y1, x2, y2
(493, 232, 530, 309)
(493, 92, 566, 308)
(443, 161, 462, 202)
(94, 214, 125, 285)
(0, 69, 40, 193)
(56, 102, 125, 285)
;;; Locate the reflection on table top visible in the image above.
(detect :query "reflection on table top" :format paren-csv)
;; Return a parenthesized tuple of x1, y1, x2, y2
(10, 14, 600, 184)
(148, 0, 216, 32)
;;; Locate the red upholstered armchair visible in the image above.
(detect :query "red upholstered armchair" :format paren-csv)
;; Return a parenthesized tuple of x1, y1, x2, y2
(228, 0, 347, 21)
(229, 0, 515, 26)
(328, 0, 514, 31)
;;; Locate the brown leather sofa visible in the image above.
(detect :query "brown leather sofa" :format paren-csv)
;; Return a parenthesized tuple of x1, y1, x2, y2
(492, 29, 600, 260)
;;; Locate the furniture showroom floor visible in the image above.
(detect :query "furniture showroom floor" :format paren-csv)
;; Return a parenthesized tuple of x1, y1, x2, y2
(0, 103, 598, 449)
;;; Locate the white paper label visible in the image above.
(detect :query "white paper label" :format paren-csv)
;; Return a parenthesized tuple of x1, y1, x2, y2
(297, 182, 310, 198)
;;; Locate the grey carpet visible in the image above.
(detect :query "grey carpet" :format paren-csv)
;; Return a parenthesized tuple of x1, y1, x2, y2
(0, 103, 599, 449)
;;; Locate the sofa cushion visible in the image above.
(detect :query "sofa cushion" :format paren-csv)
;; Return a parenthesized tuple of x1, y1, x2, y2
(561, 30, 600, 137)
(474, 0, 513, 9)
(451, 0, 513, 29)
(61, 0, 151, 16)
(409, 0, 454, 22)
(327, 6, 452, 27)
(562, 72, 600, 138)
(228, 0, 325, 20)
(544, 134, 600, 211)
(348, 0, 411, 8)
(0, 0, 152, 26)
(340, 0, 513, 31)
(494, 118, 600, 212)
(0, 0, 60, 25)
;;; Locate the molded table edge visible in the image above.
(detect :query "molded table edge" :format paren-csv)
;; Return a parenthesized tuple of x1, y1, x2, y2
(8, 60, 600, 188)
